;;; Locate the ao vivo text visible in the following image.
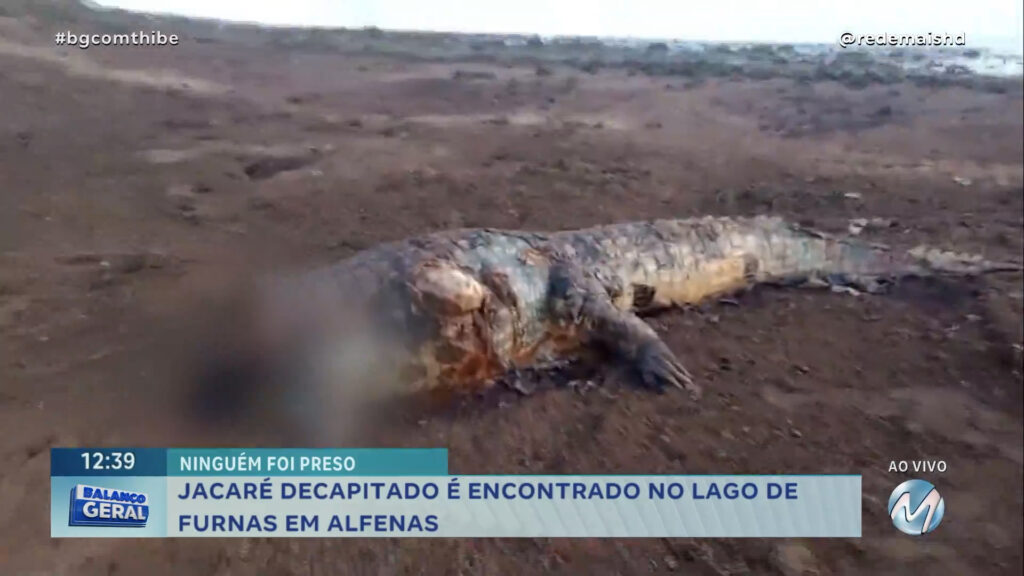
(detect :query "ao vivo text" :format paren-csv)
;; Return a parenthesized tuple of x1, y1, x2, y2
(888, 460, 947, 473)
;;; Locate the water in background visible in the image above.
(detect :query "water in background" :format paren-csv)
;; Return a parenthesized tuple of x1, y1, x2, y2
(91, 0, 1023, 78)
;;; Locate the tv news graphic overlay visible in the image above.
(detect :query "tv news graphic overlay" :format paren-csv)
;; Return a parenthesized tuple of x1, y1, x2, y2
(838, 32, 967, 49)
(55, 30, 181, 49)
(888, 479, 945, 535)
(52, 448, 862, 538)
(69, 484, 149, 528)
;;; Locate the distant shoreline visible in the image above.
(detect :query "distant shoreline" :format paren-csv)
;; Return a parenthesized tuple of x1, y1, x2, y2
(68, 1, 1023, 82)
(85, 1, 1023, 57)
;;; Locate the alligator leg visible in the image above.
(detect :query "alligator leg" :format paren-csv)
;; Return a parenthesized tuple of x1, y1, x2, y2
(547, 262, 700, 399)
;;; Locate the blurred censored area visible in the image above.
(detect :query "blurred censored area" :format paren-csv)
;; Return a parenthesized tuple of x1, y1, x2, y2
(172, 271, 413, 447)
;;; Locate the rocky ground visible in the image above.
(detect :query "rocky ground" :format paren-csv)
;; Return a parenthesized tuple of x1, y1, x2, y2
(0, 2, 1022, 575)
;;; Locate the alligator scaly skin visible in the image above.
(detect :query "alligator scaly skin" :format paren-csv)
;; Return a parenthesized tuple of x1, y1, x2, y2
(235, 215, 1020, 403)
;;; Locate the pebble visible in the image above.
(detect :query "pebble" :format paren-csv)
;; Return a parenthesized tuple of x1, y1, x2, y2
(830, 285, 861, 296)
(771, 543, 820, 576)
(848, 217, 895, 235)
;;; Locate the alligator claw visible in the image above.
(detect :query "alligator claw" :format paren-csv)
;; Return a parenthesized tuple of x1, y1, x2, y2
(637, 342, 701, 400)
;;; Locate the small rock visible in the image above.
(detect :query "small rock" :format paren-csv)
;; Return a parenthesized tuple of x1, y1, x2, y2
(789, 428, 803, 438)
(452, 69, 497, 81)
(113, 254, 148, 274)
(843, 191, 863, 200)
(830, 285, 861, 296)
(646, 42, 669, 54)
(772, 543, 819, 576)
(166, 184, 196, 198)
(953, 176, 972, 187)
(242, 154, 319, 180)
(663, 555, 679, 571)
(848, 218, 868, 235)
(248, 197, 273, 210)
(848, 217, 894, 236)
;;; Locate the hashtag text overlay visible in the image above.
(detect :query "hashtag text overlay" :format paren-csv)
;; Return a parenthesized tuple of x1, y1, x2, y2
(55, 31, 180, 50)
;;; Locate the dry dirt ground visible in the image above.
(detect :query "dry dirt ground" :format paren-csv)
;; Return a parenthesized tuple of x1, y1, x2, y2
(1, 4, 1023, 576)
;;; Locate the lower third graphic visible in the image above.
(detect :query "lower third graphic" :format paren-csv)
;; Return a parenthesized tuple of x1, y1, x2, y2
(888, 479, 944, 535)
(69, 484, 149, 528)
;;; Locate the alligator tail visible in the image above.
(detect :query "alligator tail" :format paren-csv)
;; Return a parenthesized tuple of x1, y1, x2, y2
(816, 236, 1022, 293)
(902, 245, 1023, 276)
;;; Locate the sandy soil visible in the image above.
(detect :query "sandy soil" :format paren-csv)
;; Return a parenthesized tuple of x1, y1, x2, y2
(1, 3, 1022, 575)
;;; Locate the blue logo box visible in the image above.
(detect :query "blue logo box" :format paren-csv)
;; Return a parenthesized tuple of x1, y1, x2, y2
(68, 484, 149, 528)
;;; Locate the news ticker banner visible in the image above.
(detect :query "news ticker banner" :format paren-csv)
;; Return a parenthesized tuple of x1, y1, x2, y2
(51, 448, 861, 538)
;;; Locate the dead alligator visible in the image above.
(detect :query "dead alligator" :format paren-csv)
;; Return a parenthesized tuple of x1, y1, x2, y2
(197, 215, 1020, 415)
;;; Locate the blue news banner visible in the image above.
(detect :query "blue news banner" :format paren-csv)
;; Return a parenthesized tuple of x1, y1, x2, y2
(51, 448, 861, 538)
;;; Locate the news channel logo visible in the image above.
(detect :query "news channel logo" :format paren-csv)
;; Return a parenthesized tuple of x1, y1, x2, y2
(68, 484, 149, 528)
(888, 479, 944, 535)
